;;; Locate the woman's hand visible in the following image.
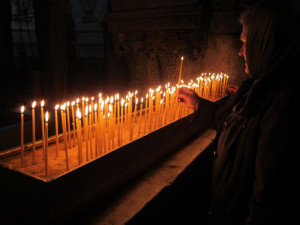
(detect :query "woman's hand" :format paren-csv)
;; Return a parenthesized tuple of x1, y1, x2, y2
(176, 87, 201, 111)
(227, 84, 239, 94)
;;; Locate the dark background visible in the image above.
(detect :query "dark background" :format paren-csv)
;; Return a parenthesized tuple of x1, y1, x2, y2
(0, 0, 299, 138)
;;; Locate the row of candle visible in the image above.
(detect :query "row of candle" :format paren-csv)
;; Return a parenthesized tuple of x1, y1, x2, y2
(19, 73, 229, 177)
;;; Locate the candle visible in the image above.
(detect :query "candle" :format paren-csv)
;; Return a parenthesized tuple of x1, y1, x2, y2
(76, 110, 82, 165)
(116, 94, 120, 147)
(71, 101, 76, 147)
(89, 105, 93, 158)
(81, 97, 85, 140)
(91, 97, 94, 126)
(66, 102, 71, 149)
(130, 97, 138, 141)
(99, 101, 104, 155)
(61, 105, 69, 170)
(138, 97, 143, 137)
(44, 111, 49, 178)
(143, 94, 148, 135)
(20, 106, 25, 168)
(94, 104, 98, 157)
(40, 100, 45, 160)
(55, 104, 59, 157)
(85, 106, 89, 161)
(32, 101, 36, 164)
(120, 99, 125, 146)
(178, 56, 184, 86)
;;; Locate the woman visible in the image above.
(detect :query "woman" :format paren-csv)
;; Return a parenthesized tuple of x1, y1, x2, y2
(178, 1, 300, 224)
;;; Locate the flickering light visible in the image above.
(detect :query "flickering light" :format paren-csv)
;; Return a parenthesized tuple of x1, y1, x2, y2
(21, 105, 25, 113)
(45, 111, 49, 122)
(32, 101, 36, 109)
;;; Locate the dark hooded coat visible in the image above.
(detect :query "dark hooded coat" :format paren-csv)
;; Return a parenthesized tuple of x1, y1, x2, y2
(193, 1, 300, 224)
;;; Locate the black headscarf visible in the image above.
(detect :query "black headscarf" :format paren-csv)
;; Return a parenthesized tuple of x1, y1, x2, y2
(246, 0, 300, 79)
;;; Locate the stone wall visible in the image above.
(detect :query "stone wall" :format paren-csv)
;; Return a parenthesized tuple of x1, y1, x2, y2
(105, 0, 247, 91)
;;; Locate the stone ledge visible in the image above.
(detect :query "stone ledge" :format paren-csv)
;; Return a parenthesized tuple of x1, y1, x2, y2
(78, 128, 216, 225)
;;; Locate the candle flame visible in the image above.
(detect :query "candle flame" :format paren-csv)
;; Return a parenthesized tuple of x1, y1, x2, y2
(32, 101, 36, 108)
(21, 105, 25, 113)
(61, 104, 65, 111)
(55, 104, 59, 110)
(76, 98, 80, 103)
(71, 101, 75, 106)
(45, 111, 49, 122)
(181, 56, 184, 60)
(94, 103, 97, 111)
(67, 101, 70, 107)
(77, 110, 82, 119)
(89, 104, 92, 113)
(41, 100, 45, 107)
(91, 97, 94, 101)
(85, 106, 88, 116)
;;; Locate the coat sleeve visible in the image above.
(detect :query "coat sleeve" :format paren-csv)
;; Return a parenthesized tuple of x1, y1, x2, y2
(245, 93, 299, 225)
(192, 94, 234, 130)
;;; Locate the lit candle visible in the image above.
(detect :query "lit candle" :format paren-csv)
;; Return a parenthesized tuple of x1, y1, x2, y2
(66, 102, 71, 149)
(143, 94, 148, 135)
(61, 104, 69, 170)
(138, 97, 143, 137)
(81, 97, 85, 140)
(116, 94, 120, 146)
(55, 104, 59, 157)
(32, 101, 36, 164)
(91, 97, 94, 125)
(71, 101, 76, 147)
(130, 97, 138, 141)
(40, 100, 45, 160)
(76, 110, 82, 165)
(20, 106, 25, 168)
(94, 104, 98, 157)
(120, 99, 125, 146)
(89, 105, 93, 158)
(44, 111, 49, 178)
(85, 106, 89, 161)
(178, 56, 184, 86)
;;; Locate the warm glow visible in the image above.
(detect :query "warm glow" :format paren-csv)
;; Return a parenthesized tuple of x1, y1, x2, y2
(45, 111, 49, 122)
(61, 104, 65, 111)
(20, 105, 25, 113)
(94, 103, 97, 111)
(76, 109, 81, 119)
(91, 97, 94, 101)
(32, 101, 36, 109)
(76, 98, 80, 104)
(85, 106, 88, 116)
(121, 98, 125, 107)
(71, 101, 75, 106)
(89, 104, 92, 113)
(41, 100, 45, 107)
(181, 56, 184, 60)
(141, 97, 144, 103)
(55, 104, 59, 110)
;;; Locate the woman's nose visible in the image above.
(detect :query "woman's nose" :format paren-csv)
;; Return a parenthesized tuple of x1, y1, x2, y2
(239, 43, 245, 57)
